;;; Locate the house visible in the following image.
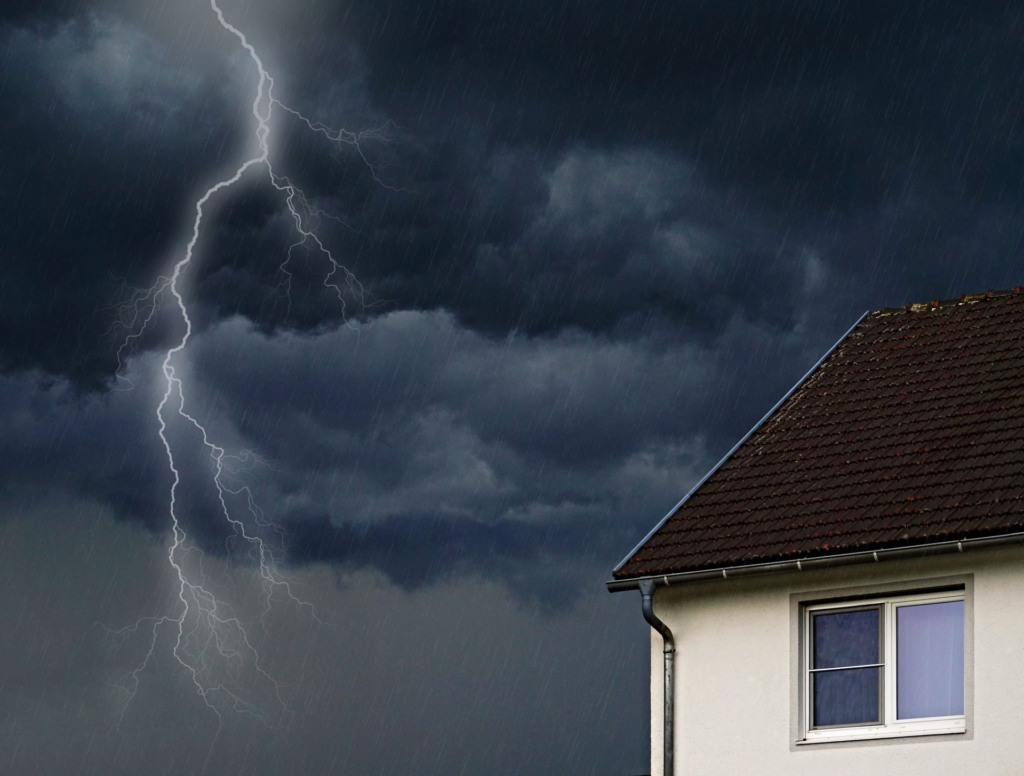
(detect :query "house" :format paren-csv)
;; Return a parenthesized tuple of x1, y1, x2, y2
(608, 289, 1024, 776)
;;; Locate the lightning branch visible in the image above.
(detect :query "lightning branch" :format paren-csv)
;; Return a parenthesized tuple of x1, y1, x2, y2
(109, 0, 381, 724)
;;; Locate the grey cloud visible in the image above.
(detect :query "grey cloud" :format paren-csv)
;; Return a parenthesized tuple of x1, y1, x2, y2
(22, 15, 196, 119)
(0, 324, 715, 600)
(178, 307, 841, 595)
(191, 310, 717, 479)
(0, 370, 167, 523)
(0, 503, 648, 775)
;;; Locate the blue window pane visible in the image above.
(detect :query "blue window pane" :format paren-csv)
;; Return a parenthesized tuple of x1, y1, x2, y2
(813, 667, 881, 726)
(813, 608, 880, 669)
(897, 601, 964, 719)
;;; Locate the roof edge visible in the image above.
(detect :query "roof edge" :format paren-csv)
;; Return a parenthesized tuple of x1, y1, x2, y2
(610, 309, 870, 577)
(606, 529, 1024, 592)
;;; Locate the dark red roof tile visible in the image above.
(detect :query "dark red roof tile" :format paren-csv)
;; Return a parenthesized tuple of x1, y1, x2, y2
(614, 288, 1024, 579)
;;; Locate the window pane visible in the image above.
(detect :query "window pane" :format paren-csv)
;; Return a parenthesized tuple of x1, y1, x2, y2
(897, 601, 964, 719)
(813, 667, 881, 726)
(813, 608, 880, 669)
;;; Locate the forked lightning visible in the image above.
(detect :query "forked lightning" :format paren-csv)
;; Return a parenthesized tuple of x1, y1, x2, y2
(112, 0, 377, 723)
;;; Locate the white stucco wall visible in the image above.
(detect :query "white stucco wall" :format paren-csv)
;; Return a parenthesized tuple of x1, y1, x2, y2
(646, 544, 1024, 776)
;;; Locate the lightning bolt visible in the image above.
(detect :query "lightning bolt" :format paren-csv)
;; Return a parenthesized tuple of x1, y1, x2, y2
(109, 0, 383, 723)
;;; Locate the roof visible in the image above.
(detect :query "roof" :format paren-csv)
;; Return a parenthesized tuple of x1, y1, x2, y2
(613, 287, 1024, 583)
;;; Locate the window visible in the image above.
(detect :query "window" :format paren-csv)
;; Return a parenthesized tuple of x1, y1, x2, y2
(802, 589, 965, 742)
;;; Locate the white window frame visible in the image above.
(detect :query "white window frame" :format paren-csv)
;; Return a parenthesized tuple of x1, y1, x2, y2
(801, 589, 966, 743)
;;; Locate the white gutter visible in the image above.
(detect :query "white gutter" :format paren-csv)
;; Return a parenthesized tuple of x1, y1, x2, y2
(606, 529, 1024, 592)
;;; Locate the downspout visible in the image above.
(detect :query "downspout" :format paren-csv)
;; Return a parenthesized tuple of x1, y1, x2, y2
(639, 579, 674, 776)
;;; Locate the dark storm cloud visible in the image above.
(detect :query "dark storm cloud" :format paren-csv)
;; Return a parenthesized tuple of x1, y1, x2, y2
(338, 0, 1023, 197)
(0, 11, 252, 385)
(0, 367, 174, 530)
(0, 0, 82, 22)
(185, 312, 723, 594)
(285, 511, 582, 598)
(5, 0, 1022, 601)
(171, 308, 833, 597)
(195, 138, 833, 345)
(0, 305, 808, 600)
(7, 0, 1024, 388)
(166, 0, 1024, 346)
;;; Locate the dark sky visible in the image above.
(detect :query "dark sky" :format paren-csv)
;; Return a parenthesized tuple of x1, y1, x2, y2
(2, 1, 1023, 773)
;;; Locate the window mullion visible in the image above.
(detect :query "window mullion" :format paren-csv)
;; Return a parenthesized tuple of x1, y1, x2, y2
(884, 601, 895, 726)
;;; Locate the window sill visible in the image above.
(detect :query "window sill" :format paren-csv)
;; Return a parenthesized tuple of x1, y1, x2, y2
(798, 718, 966, 745)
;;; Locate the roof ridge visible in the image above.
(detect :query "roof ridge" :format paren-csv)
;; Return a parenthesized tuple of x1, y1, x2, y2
(874, 285, 1024, 316)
